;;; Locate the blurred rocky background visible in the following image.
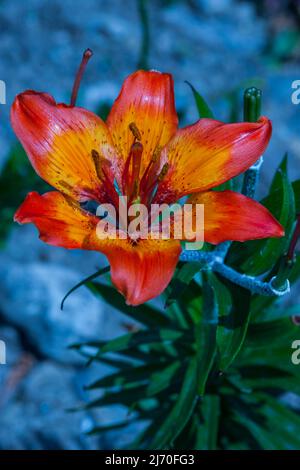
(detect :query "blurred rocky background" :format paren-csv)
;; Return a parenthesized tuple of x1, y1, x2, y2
(0, 0, 299, 449)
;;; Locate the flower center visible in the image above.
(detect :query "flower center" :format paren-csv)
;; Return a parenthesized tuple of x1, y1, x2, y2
(88, 125, 170, 243)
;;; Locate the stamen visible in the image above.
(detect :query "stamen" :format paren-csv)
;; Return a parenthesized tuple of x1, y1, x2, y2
(91, 149, 107, 180)
(91, 149, 119, 208)
(140, 145, 162, 194)
(122, 152, 132, 194)
(70, 48, 93, 107)
(157, 163, 169, 182)
(129, 122, 142, 141)
(131, 142, 143, 184)
(142, 163, 169, 206)
(131, 180, 139, 201)
(122, 142, 143, 199)
(151, 145, 162, 163)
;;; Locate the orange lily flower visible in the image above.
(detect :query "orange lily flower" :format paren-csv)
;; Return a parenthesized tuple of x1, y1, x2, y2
(12, 68, 283, 306)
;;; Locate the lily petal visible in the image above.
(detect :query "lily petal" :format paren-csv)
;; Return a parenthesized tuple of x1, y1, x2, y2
(106, 239, 181, 306)
(11, 91, 117, 203)
(14, 191, 103, 249)
(15, 191, 181, 306)
(184, 190, 284, 244)
(106, 70, 178, 175)
(155, 117, 272, 203)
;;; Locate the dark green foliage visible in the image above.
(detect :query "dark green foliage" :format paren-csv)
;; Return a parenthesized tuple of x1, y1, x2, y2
(70, 152, 300, 450)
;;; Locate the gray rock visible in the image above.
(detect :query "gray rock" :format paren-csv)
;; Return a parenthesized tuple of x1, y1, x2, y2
(0, 326, 23, 387)
(0, 260, 109, 363)
(0, 361, 102, 449)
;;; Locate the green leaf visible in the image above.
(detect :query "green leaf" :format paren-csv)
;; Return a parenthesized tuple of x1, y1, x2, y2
(77, 352, 135, 370)
(61, 266, 110, 310)
(239, 365, 300, 394)
(84, 328, 190, 364)
(228, 155, 296, 276)
(148, 357, 198, 449)
(233, 392, 300, 450)
(215, 275, 251, 371)
(165, 262, 200, 308)
(88, 281, 169, 328)
(232, 411, 284, 450)
(237, 343, 300, 378)
(245, 317, 299, 350)
(195, 395, 220, 450)
(251, 303, 300, 323)
(185, 81, 214, 119)
(196, 273, 218, 394)
(85, 383, 150, 409)
(246, 156, 295, 275)
(85, 362, 170, 390)
(86, 420, 134, 436)
(257, 393, 300, 449)
(146, 361, 181, 396)
(292, 179, 300, 214)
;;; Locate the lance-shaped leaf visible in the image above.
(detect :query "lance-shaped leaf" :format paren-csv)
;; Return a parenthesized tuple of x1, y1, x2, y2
(185, 81, 214, 119)
(84, 328, 190, 364)
(61, 266, 110, 310)
(214, 274, 251, 371)
(147, 357, 199, 449)
(238, 364, 300, 395)
(164, 261, 200, 308)
(86, 420, 135, 436)
(88, 281, 170, 328)
(85, 363, 161, 390)
(146, 361, 181, 396)
(245, 317, 299, 349)
(227, 155, 295, 276)
(196, 272, 218, 395)
(241, 156, 295, 275)
(194, 395, 220, 450)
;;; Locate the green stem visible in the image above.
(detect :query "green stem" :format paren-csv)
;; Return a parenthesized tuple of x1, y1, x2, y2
(215, 87, 263, 260)
(242, 87, 263, 198)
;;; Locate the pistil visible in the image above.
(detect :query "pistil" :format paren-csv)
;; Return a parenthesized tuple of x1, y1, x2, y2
(70, 49, 93, 107)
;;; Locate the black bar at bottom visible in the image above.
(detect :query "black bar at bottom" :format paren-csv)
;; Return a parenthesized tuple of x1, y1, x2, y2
(0, 450, 299, 465)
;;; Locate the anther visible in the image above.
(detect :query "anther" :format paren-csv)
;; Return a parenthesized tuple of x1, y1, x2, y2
(129, 122, 142, 141)
(151, 145, 162, 163)
(157, 163, 169, 182)
(91, 149, 111, 181)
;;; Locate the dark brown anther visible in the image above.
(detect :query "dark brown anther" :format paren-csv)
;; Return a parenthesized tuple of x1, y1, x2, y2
(157, 163, 169, 182)
(129, 122, 142, 141)
(151, 145, 162, 163)
(91, 149, 104, 180)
